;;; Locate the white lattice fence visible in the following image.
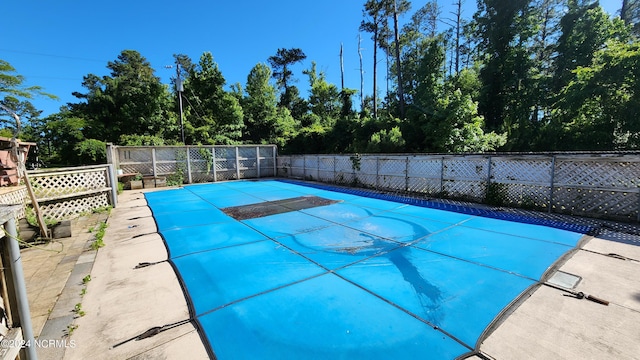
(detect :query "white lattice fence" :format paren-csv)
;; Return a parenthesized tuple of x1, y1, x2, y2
(490, 157, 552, 209)
(26, 165, 117, 221)
(0, 186, 27, 220)
(407, 157, 442, 195)
(552, 156, 640, 219)
(442, 157, 488, 201)
(278, 153, 640, 222)
(108, 145, 277, 184)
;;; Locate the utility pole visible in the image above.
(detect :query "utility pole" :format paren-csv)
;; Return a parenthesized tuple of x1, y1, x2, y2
(175, 62, 185, 144)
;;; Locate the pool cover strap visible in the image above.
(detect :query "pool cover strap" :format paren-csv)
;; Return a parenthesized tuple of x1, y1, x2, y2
(222, 196, 339, 220)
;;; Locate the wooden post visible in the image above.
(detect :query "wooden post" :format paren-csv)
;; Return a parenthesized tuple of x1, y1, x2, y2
(186, 146, 193, 184)
(256, 146, 261, 178)
(235, 147, 241, 180)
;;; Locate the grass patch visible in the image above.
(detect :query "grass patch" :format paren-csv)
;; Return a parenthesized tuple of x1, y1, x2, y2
(89, 222, 108, 250)
(73, 303, 85, 317)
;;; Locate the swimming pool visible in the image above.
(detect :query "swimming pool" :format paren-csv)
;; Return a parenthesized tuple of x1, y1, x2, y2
(145, 180, 585, 359)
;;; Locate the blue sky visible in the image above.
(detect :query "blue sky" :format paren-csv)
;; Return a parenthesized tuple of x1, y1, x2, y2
(2, 0, 622, 119)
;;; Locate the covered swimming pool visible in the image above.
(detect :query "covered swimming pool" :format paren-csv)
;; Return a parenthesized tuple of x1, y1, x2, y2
(144, 179, 586, 359)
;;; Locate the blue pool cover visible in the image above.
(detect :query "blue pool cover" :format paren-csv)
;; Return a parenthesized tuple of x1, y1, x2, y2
(145, 180, 585, 359)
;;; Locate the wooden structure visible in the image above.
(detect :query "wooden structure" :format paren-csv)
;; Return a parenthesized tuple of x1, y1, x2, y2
(0, 137, 34, 187)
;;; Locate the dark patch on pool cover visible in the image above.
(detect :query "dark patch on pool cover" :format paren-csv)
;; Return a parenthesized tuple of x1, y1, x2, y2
(222, 196, 340, 220)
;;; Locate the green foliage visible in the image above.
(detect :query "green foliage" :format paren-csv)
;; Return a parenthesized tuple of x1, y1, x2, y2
(71, 50, 173, 143)
(25, 206, 58, 227)
(366, 126, 406, 153)
(551, 41, 640, 150)
(74, 139, 106, 165)
(119, 134, 165, 146)
(165, 169, 184, 186)
(90, 222, 107, 250)
(484, 182, 508, 206)
(182, 52, 244, 145)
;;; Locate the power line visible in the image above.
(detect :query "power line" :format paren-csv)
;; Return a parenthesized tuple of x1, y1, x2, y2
(0, 48, 106, 63)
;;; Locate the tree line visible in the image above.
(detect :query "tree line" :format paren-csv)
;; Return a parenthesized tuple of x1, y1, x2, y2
(1, 0, 639, 166)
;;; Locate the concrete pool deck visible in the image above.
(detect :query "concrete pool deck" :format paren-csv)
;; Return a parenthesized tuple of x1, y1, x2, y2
(22, 184, 640, 359)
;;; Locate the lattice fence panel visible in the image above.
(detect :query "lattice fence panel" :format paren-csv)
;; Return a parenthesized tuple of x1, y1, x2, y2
(304, 156, 319, 180)
(277, 156, 292, 177)
(490, 157, 552, 209)
(553, 188, 638, 221)
(334, 156, 355, 185)
(555, 158, 640, 188)
(377, 158, 406, 191)
(0, 186, 27, 220)
(259, 146, 275, 158)
(118, 148, 153, 174)
(289, 156, 305, 178)
(39, 192, 111, 221)
(259, 147, 276, 177)
(318, 157, 335, 182)
(407, 157, 442, 195)
(355, 157, 377, 188)
(443, 158, 488, 201)
(214, 148, 237, 181)
(30, 170, 107, 199)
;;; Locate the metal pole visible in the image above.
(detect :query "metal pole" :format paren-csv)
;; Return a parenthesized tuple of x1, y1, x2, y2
(4, 217, 37, 360)
(176, 63, 185, 144)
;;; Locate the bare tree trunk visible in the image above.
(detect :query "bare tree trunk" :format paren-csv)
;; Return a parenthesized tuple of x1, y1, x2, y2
(340, 43, 345, 91)
(373, 19, 379, 119)
(393, 0, 405, 118)
(454, 0, 463, 74)
(359, 34, 365, 111)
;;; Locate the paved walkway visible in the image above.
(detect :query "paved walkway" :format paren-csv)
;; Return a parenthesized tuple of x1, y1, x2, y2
(21, 212, 107, 359)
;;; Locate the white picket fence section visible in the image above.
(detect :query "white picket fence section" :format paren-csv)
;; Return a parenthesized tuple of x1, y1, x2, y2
(277, 153, 640, 222)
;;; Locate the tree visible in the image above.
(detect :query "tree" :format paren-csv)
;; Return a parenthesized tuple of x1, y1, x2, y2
(361, 0, 411, 118)
(182, 52, 244, 145)
(303, 62, 342, 126)
(361, 0, 390, 119)
(391, 0, 412, 118)
(0, 59, 56, 133)
(268, 48, 307, 111)
(242, 63, 297, 147)
(552, 1, 619, 93)
(71, 50, 173, 143)
(474, 0, 539, 150)
(551, 41, 640, 150)
(242, 63, 279, 143)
